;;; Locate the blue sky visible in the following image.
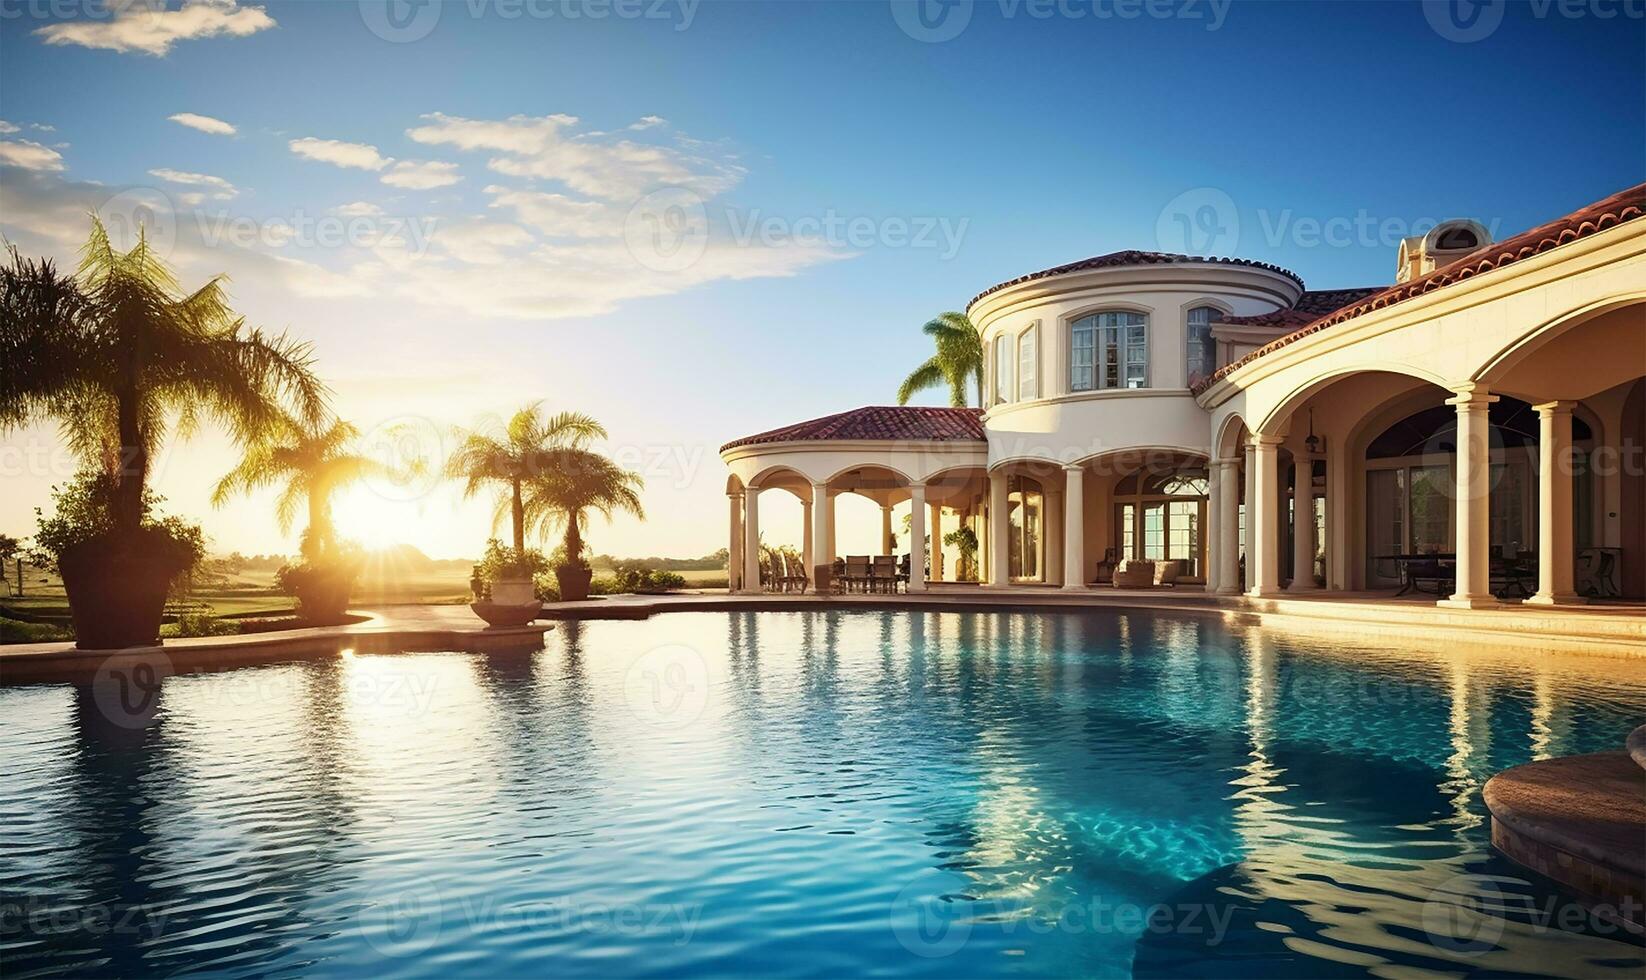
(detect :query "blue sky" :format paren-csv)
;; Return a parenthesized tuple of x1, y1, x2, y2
(2, 0, 1642, 559)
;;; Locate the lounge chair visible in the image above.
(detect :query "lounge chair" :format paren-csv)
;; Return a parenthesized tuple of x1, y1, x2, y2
(785, 553, 810, 594)
(1112, 559, 1155, 588)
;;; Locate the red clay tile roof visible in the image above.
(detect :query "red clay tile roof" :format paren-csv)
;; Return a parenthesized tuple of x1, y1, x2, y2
(722, 406, 985, 453)
(969, 250, 1305, 310)
(1217, 287, 1386, 329)
(1191, 183, 1646, 396)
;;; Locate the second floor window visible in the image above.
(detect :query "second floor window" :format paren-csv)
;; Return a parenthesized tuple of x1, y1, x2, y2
(1017, 324, 1038, 400)
(1070, 311, 1148, 391)
(1186, 306, 1217, 387)
(993, 334, 1011, 404)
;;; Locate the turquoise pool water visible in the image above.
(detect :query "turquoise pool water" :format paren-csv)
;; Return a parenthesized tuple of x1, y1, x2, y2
(2, 610, 1642, 978)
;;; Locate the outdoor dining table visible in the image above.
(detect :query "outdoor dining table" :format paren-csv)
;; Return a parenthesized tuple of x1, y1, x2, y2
(1373, 553, 1537, 599)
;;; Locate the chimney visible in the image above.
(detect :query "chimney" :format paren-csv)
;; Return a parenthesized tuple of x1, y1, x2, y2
(1395, 219, 1491, 283)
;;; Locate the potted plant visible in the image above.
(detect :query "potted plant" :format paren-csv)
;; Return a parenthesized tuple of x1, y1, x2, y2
(33, 472, 206, 649)
(470, 539, 547, 626)
(528, 448, 644, 603)
(1, 227, 325, 648)
(275, 531, 365, 624)
(945, 525, 980, 582)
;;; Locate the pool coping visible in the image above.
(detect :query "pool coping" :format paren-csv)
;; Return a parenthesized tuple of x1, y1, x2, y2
(3, 590, 1643, 685)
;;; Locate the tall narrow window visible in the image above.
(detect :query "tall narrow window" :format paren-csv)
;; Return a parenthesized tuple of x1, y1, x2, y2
(1017, 324, 1038, 400)
(1070, 312, 1148, 391)
(1186, 306, 1217, 387)
(993, 334, 1011, 405)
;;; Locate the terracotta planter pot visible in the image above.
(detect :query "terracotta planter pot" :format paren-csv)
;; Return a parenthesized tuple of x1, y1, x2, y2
(555, 565, 593, 601)
(58, 529, 189, 649)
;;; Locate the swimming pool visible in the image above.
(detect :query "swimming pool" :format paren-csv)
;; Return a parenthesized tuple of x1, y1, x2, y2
(2, 610, 1642, 978)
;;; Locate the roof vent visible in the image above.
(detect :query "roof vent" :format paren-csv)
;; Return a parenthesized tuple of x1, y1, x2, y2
(1396, 219, 1491, 283)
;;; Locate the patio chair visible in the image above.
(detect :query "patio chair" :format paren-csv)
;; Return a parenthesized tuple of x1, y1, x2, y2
(831, 557, 847, 593)
(897, 554, 911, 591)
(871, 555, 897, 593)
(1112, 559, 1155, 588)
(786, 553, 810, 594)
(843, 555, 871, 593)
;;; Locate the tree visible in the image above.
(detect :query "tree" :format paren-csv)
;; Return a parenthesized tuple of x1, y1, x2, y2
(1, 222, 327, 531)
(0, 533, 19, 597)
(212, 413, 411, 556)
(523, 449, 645, 569)
(896, 311, 984, 408)
(445, 402, 606, 554)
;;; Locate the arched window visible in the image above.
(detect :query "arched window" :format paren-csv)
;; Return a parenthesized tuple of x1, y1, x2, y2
(992, 334, 1011, 405)
(1185, 306, 1218, 387)
(1070, 311, 1147, 391)
(1017, 323, 1038, 400)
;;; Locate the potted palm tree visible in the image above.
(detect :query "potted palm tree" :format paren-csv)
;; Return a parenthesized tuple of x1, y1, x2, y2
(525, 448, 644, 601)
(1, 224, 325, 648)
(212, 414, 416, 623)
(446, 403, 604, 617)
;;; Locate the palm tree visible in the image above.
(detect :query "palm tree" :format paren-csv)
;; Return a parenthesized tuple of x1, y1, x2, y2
(445, 402, 606, 554)
(211, 414, 409, 557)
(1, 221, 327, 530)
(523, 450, 645, 568)
(897, 311, 984, 408)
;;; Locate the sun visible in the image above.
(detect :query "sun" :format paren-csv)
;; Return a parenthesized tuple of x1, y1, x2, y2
(331, 485, 404, 551)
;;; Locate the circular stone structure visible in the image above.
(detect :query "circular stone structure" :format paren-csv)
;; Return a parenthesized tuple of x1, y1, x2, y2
(1484, 746, 1645, 935)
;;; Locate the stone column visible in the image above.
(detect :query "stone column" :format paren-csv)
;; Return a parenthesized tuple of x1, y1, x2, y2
(908, 484, 927, 592)
(1442, 385, 1500, 608)
(929, 502, 945, 582)
(1206, 463, 1221, 593)
(728, 491, 744, 592)
(742, 488, 761, 595)
(1215, 457, 1242, 594)
(1529, 400, 1584, 605)
(989, 471, 1010, 586)
(1247, 436, 1283, 596)
(802, 499, 814, 576)
(1243, 443, 1257, 590)
(1289, 452, 1319, 591)
(812, 483, 832, 588)
(1062, 465, 1085, 590)
(881, 505, 895, 556)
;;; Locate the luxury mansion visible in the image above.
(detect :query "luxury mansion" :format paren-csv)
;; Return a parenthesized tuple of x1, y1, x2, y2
(720, 183, 1646, 607)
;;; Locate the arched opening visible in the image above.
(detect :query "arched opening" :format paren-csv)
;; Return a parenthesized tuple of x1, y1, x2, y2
(1006, 474, 1046, 582)
(1112, 464, 1210, 578)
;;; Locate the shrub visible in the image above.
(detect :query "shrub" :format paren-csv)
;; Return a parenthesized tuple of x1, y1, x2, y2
(276, 530, 364, 623)
(32, 471, 205, 583)
(161, 612, 240, 638)
(610, 559, 687, 593)
(1, 616, 73, 643)
(477, 538, 549, 588)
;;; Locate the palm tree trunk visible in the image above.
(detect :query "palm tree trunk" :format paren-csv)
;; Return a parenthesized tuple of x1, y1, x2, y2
(511, 479, 526, 554)
(114, 384, 146, 531)
(308, 484, 333, 555)
(563, 510, 584, 566)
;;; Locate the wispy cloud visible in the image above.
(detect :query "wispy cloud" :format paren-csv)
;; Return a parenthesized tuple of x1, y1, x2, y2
(35, 1, 276, 57)
(333, 201, 383, 217)
(628, 115, 667, 131)
(289, 137, 390, 171)
(0, 140, 66, 172)
(405, 112, 744, 200)
(0, 121, 19, 135)
(382, 160, 462, 190)
(169, 112, 237, 136)
(149, 167, 238, 199)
